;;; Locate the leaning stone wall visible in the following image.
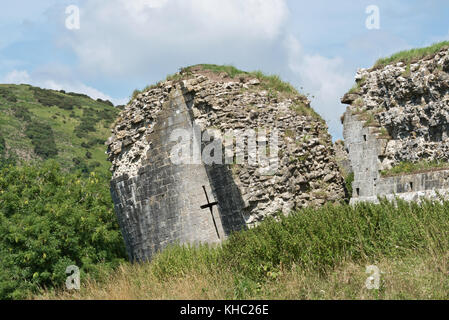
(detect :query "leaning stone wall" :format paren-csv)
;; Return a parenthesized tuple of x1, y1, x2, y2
(107, 67, 346, 261)
(110, 89, 239, 262)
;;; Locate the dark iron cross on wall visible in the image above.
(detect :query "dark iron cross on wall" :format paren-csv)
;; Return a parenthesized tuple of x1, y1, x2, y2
(200, 185, 220, 239)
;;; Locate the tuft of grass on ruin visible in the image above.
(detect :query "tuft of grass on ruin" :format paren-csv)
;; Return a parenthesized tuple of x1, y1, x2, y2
(348, 76, 367, 94)
(381, 160, 449, 177)
(374, 41, 449, 68)
(289, 102, 325, 123)
(194, 64, 302, 97)
(130, 64, 311, 109)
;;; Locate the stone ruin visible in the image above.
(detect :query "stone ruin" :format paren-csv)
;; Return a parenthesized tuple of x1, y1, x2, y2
(106, 66, 346, 261)
(341, 47, 449, 204)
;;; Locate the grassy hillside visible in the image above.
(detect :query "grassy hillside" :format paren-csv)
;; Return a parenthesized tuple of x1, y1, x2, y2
(39, 199, 449, 300)
(0, 84, 119, 173)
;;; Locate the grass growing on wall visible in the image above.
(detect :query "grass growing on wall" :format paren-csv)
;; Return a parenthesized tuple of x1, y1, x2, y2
(381, 160, 449, 177)
(374, 41, 449, 68)
(39, 199, 449, 300)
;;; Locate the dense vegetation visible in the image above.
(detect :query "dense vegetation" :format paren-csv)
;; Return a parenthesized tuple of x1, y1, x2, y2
(152, 199, 449, 281)
(0, 84, 119, 173)
(0, 161, 126, 299)
(40, 199, 449, 300)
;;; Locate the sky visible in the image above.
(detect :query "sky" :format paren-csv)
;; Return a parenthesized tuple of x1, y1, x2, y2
(1, 0, 449, 140)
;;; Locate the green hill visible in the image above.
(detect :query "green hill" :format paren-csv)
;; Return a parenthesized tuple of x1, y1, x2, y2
(0, 84, 119, 173)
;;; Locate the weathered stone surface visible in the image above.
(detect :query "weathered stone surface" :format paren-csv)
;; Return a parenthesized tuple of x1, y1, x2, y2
(108, 67, 346, 261)
(342, 47, 449, 204)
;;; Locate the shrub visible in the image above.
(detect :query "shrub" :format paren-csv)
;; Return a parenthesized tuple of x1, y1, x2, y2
(25, 121, 58, 159)
(31, 87, 78, 110)
(0, 136, 5, 157)
(0, 137, 16, 169)
(11, 106, 32, 122)
(96, 99, 114, 107)
(0, 88, 18, 103)
(0, 161, 126, 299)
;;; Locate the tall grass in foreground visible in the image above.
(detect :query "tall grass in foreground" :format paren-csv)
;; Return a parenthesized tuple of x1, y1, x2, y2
(39, 199, 449, 300)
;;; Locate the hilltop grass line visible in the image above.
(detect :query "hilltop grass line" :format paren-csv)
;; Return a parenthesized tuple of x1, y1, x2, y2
(374, 41, 449, 68)
(38, 199, 449, 300)
(0, 84, 119, 174)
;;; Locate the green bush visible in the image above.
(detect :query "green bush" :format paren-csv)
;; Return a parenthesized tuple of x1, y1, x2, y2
(11, 106, 32, 122)
(0, 161, 126, 299)
(31, 87, 78, 110)
(25, 121, 58, 159)
(0, 137, 16, 169)
(0, 88, 18, 103)
(0, 136, 5, 157)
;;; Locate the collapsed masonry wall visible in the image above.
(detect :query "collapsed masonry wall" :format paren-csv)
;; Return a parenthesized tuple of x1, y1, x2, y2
(342, 46, 449, 203)
(107, 66, 346, 261)
(343, 110, 449, 203)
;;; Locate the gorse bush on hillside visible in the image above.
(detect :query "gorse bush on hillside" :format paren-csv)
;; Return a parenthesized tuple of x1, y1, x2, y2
(25, 121, 58, 159)
(0, 88, 17, 103)
(11, 105, 32, 122)
(0, 137, 5, 157)
(31, 87, 78, 110)
(0, 137, 15, 169)
(0, 161, 126, 299)
(10, 104, 58, 159)
(75, 108, 117, 139)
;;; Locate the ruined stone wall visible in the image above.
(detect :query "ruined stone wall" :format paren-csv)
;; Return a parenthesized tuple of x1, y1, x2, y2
(342, 47, 449, 203)
(343, 110, 449, 203)
(107, 67, 346, 261)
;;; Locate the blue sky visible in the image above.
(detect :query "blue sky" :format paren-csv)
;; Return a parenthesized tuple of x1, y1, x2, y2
(1, 0, 449, 140)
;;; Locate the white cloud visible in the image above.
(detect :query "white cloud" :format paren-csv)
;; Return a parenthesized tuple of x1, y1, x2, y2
(60, 0, 289, 76)
(284, 34, 353, 139)
(2, 69, 125, 105)
(3, 70, 31, 84)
